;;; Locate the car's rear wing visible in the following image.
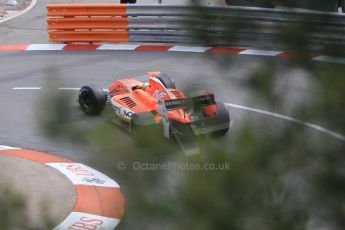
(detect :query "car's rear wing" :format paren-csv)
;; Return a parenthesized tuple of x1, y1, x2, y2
(157, 94, 216, 140)
(164, 94, 216, 111)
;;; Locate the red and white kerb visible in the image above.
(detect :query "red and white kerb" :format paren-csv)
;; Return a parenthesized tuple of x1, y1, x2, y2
(0, 145, 125, 230)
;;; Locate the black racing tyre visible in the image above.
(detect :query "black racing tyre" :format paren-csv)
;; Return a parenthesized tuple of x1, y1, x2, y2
(157, 73, 176, 89)
(79, 85, 106, 116)
(212, 101, 230, 136)
(120, 0, 136, 3)
(225, 0, 273, 8)
(341, 0, 345, 12)
(131, 112, 159, 146)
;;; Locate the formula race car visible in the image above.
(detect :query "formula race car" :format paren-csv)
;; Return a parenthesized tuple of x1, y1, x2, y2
(78, 72, 230, 155)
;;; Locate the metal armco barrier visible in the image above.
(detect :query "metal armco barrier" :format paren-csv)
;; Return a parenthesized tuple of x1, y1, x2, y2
(47, 4, 345, 51)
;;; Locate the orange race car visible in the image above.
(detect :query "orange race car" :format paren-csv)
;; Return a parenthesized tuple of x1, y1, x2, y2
(78, 72, 230, 155)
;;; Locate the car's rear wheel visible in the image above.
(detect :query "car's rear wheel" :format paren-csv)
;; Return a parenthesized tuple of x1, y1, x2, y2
(79, 85, 106, 116)
(157, 73, 176, 89)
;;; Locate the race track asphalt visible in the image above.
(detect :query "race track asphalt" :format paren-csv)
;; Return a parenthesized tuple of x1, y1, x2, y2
(1, 1, 345, 229)
(0, 50, 342, 164)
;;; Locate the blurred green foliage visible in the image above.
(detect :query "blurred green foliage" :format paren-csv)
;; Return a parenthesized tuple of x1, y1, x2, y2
(0, 182, 60, 229)
(2, 1, 345, 229)
(0, 187, 27, 230)
(60, 61, 344, 230)
(39, 6, 345, 230)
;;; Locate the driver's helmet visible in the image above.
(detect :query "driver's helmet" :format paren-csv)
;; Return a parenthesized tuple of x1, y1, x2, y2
(142, 83, 149, 90)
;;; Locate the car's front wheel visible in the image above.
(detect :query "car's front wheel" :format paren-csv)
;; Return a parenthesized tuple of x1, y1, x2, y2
(79, 85, 106, 116)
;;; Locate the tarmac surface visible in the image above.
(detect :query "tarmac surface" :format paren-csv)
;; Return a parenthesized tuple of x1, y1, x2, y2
(0, 0, 344, 229)
(1, 49, 343, 165)
(0, 0, 34, 23)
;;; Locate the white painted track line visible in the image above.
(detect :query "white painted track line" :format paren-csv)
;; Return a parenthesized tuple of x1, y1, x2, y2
(312, 56, 345, 64)
(58, 87, 81, 90)
(225, 103, 345, 141)
(0, 0, 37, 24)
(12, 87, 42, 90)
